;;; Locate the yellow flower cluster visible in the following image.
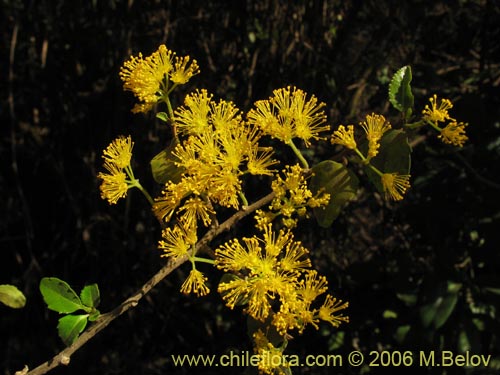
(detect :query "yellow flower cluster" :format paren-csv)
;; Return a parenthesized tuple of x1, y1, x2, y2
(422, 94, 469, 147)
(360, 113, 392, 159)
(255, 164, 330, 230)
(247, 86, 330, 147)
(154, 90, 276, 225)
(331, 113, 391, 161)
(120, 45, 199, 113)
(215, 225, 349, 337)
(97, 136, 134, 204)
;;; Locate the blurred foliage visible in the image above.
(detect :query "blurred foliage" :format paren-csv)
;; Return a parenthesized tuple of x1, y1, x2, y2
(1, 0, 500, 374)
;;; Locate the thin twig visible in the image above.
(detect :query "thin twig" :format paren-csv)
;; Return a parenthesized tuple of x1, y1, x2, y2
(17, 191, 275, 375)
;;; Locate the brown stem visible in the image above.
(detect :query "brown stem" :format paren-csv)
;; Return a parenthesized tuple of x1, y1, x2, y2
(17, 191, 275, 375)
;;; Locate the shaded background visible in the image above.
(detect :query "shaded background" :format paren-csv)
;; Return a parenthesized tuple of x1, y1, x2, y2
(2, 0, 500, 374)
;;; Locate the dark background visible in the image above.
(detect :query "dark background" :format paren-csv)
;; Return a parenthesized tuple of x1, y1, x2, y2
(1, 1, 500, 374)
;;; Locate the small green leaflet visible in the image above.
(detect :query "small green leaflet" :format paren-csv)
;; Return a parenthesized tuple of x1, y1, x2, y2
(80, 284, 100, 308)
(57, 314, 89, 346)
(40, 277, 87, 314)
(0, 284, 26, 309)
(388, 65, 414, 120)
(40, 277, 101, 346)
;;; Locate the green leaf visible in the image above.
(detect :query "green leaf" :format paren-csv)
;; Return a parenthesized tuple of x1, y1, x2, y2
(394, 325, 411, 344)
(0, 284, 26, 309)
(365, 129, 411, 193)
(419, 281, 462, 330)
(39, 277, 85, 314)
(80, 284, 100, 308)
(328, 331, 345, 351)
(156, 112, 169, 122)
(150, 140, 184, 185)
(57, 314, 88, 346)
(383, 310, 398, 319)
(396, 292, 417, 307)
(388, 65, 414, 119)
(310, 160, 359, 227)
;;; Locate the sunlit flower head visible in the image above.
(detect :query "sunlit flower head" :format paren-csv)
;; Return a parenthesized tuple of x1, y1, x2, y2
(170, 55, 200, 85)
(380, 172, 411, 201)
(331, 124, 356, 149)
(97, 136, 135, 204)
(158, 220, 197, 260)
(317, 294, 349, 327)
(97, 164, 129, 204)
(120, 45, 199, 113)
(247, 86, 329, 146)
(120, 45, 175, 113)
(360, 113, 391, 159)
(102, 135, 133, 169)
(180, 269, 210, 297)
(422, 94, 454, 123)
(438, 121, 468, 147)
(174, 89, 213, 135)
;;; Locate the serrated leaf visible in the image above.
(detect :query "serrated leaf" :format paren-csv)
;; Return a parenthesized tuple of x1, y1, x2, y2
(80, 284, 100, 308)
(310, 160, 359, 228)
(57, 314, 88, 346)
(0, 284, 26, 309)
(365, 129, 411, 193)
(150, 140, 184, 184)
(388, 65, 414, 119)
(39, 277, 85, 314)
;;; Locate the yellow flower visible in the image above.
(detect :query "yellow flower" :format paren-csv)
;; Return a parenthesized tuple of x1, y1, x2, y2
(216, 226, 308, 321)
(422, 94, 454, 123)
(331, 124, 356, 149)
(438, 121, 468, 147)
(120, 45, 175, 113)
(247, 86, 329, 146)
(247, 146, 277, 176)
(97, 164, 128, 204)
(102, 135, 133, 169)
(264, 164, 329, 228)
(380, 173, 411, 201)
(177, 196, 215, 228)
(180, 269, 210, 297)
(290, 88, 330, 146)
(97, 136, 135, 204)
(158, 220, 197, 260)
(360, 113, 392, 159)
(174, 89, 213, 136)
(317, 295, 349, 327)
(170, 55, 200, 85)
(120, 45, 199, 113)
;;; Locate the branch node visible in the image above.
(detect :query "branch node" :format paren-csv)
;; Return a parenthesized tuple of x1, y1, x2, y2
(15, 365, 29, 375)
(60, 355, 70, 366)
